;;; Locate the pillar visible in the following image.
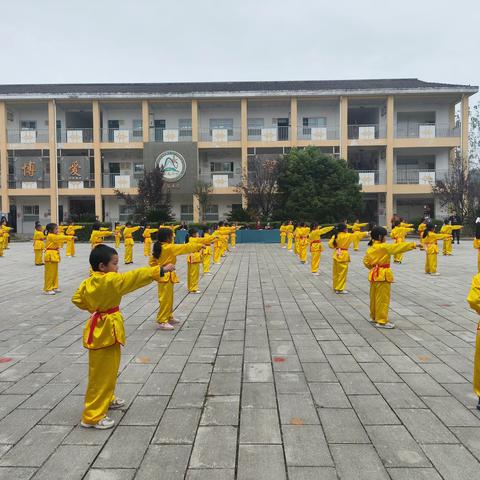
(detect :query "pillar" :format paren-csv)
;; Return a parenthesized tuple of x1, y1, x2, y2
(0, 102, 9, 213)
(241, 99, 248, 209)
(461, 94, 469, 165)
(92, 100, 103, 220)
(191, 100, 198, 142)
(48, 101, 58, 223)
(142, 100, 150, 143)
(385, 95, 394, 228)
(290, 97, 297, 145)
(193, 194, 200, 223)
(340, 96, 348, 160)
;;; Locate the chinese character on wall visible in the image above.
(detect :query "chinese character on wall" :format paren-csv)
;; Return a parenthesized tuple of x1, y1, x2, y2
(69, 161, 81, 177)
(22, 161, 36, 177)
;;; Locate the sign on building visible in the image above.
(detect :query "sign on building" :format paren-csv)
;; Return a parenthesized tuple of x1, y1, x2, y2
(212, 174, 229, 188)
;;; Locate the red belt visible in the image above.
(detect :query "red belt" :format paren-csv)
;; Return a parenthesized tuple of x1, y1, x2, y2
(46, 248, 59, 251)
(372, 264, 390, 280)
(311, 240, 321, 244)
(87, 306, 120, 344)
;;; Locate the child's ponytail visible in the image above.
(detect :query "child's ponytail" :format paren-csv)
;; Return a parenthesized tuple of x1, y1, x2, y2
(332, 223, 347, 247)
(153, 228, 174, 259)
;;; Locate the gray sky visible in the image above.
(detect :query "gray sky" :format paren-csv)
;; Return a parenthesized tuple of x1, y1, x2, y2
(1, 0, 478, 101)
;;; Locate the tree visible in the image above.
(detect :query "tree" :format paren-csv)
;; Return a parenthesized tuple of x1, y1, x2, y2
(115, 166, 173, 223)
(274, 147, 362, 223)
(193, 180, 213, 222)
(238, 154, 280, 220)
(470, 101, 480, 166)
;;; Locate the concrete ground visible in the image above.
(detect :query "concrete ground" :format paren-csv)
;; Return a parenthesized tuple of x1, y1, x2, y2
(0, 240, 479, 480)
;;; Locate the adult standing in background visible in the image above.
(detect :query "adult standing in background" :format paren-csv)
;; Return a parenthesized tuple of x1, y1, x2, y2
(449, 212, 462, 244)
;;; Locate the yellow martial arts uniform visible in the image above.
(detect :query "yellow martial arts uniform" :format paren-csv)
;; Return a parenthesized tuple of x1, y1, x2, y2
(65, 225, 84, 257)
(280, 225, 287, 248)
(363, 240, 416, 325)
(467, 274, 480, 398)
(143, 228, 158, 257)
(187, 237, 210, 292)
(212, 231, 223, 264)
(309, 226, 334, 273)
(33, 230, 45, 265)
(230, 226, 238, 248)
(202, 233, 213, 273)
(150, 242, 203, 324)
(298, 227, 311, 263)
(72, 266, 162, 425)
(286, 224, 294, 251)
(423, 231, 450, 274)
(1, 226, 12, 249)
(440, 225, 462, 255)
(390, 226, 414, 263)
(123, 226, 141, 264)
(90, 229, 113, 249)
(474, 239, 480, 273)
(0, 230, 4, 257)
(114, 225, 125, 249)
(44, 233, 70, 292)
(328, 231, 367, 292)
(418, 223, 427, 250)
(294, 228, 300, 255)
(351, 223, 368, 251)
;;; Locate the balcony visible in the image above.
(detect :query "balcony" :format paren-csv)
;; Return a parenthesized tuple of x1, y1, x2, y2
(149, 127, 193, 143)
(100, 128, 143, 143)
(8, 174, 50, 189)
(355, 170, 386, 186)
(7, 129, 49, 144)
(199, 128, 241, 142)
(348, 124, 386, 140)
(57, 128, 94, 144)
(58, 174, 95, 189)
(394, 169, 448, 185)
(395, 123, 460, 138)
(297, 126, 339, 141)
(247, 126, 290, 142)
(102, 173, 140, 189)
(199, 172, 242, 188)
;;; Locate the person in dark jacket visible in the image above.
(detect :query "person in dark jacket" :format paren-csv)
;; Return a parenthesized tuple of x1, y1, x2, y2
(449, 213, 462, 244)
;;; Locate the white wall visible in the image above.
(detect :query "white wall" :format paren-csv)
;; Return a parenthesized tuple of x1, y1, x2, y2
(297, 100, 339, 129)
(100, 104, 142, 132)
(11, 196, 51, 234)
(149, 104, 191, 129)
(247, 102, 291, 127)
(393, 148, 449, 171)
(199, 104, 241, 129)
(6, 104, 49, 131)
(394, 98, 450, 125)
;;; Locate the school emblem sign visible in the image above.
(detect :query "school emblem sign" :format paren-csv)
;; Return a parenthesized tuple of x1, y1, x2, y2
(155, 150, 187, 183)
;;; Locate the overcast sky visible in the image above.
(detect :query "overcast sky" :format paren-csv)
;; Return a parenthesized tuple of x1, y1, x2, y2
(1, 0, 478, 101)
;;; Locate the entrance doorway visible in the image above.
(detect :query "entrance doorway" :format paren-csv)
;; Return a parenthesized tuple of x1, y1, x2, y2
(277, 118, 289, 141)
(69, 198, 96, 222)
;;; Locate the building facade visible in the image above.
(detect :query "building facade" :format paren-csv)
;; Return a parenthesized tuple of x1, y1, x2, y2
(0, 79, 477, 233)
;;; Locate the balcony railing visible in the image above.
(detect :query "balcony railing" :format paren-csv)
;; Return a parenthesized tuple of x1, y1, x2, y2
(8, 174, 50, 189)
(199, 128, 241, 142)
(297, 126, 339, 141)
(199, 172, 242, 188)
(247, 126, 290, 142)
(7, 129, 49, 143)
(100, 128, 143, 143)
(149, 127, 193, 142)
(57, 128, 94, 143)
(395, 123, 460, 138)
(355, 170, 386, 185)
(102, 173, 140, 189)
(348, 124, 386, 140)
(58, 174, 95, 189)
(394, 169, 448, 184)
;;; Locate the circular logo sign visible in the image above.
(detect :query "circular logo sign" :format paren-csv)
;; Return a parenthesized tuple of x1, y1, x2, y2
(155, 150, 186, 182)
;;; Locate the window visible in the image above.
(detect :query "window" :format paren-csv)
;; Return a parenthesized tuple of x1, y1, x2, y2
(180, 204, 193, 222)
(21, 120, 36, 130)
(210, 162, 234, 173)
(119, 205, 135, 222)
(302, 117, 327, 135)
(248, 118, 264, 137)
(209, 119, 233, 136)
(23, 205, 39, 221)
(132, 119, 142, 139)
(178, 119, 192, 138)
(134, 163, 144, 174)
(206, 204, 219, 222)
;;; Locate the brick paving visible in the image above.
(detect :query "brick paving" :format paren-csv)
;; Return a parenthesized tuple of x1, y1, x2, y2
(0, 240, 479, 479)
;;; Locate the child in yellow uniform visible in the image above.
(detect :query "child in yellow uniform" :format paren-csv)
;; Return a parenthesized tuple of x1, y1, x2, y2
(72, 244, 174, 429)
(212, 227, 223, 264)
(309, 224, 334, 275)
(0, 228, 4, 257)
(364, 226, 416, 329)
(417, 219, 427, 250)
(33, 222, 45, 265)
(297, 223, 311, 264)
(422, 223, 451, 275)
(186, 228, 211, 293)
(114, 223, 124, 249)
(466, 273, 480, 410)
(474, 224, 480, 273)
(351, 220, 369, 251)
(390, 220, 414, 264)
(65, 222, 84, 257)
(328, 224, 367, 294)
(294, 225, 300, 256)
(280, 223, 287, 248)
(286, 222, 294, 251)
(230, 224, 239, 248)
(150, 228, 203, 330)
(123, 223, 142, 264)
(202, 228, 214, 275)
(90, 222, 114, 249)
(440, 219, 462, 256)
(143, 225, 158, 257)
(1, 220, 12, 249)
(43, 223, 75, 295)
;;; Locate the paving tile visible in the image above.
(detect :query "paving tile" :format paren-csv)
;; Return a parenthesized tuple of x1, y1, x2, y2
(152, 408, 201, 444)
(136, 445, 191, 480)
(239, 409, 281, 443)
(318, 408, 369, 443)
(331, 444, 389, 480)
(422, 444, 480, 479)
(237, 445, 286, 480)
(349, 395, 400, 425)
(189, 426, 237, 468)
(200, 396, 239, 426)
(277, 394, 320, 424)
(282, 425, 333, 466)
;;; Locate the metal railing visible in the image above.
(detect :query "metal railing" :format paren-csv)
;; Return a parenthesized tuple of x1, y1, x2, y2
(102, 173, 141, 188)
(355, 170, 386, 185)
(58, 174, 95, 188)
(7, 129, 49, 143)
(199, 172, 243, 187)
(395, 123, 460, 138)
(199, 127, 242, 142)
(394, 169, 448, 184)
(247, 126, 290, 141)
(8, 174, 50, 189)
(297, 126, 339, 141)
(348, 124, 386, 140)
(100, 128, 143, 143)
(149, 127, 193, 142)
(57, 128, 94, 143)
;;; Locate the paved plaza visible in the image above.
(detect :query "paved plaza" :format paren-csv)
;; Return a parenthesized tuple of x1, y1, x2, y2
(1, 240, 480, 479)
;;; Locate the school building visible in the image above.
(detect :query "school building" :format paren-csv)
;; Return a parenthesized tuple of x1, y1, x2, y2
(0, 79, 477, 233)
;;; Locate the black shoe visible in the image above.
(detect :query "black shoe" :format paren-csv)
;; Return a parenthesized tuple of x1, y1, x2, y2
(477, 398, 480, 411)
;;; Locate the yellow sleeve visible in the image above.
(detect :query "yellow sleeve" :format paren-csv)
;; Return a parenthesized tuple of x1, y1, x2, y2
(319, 226, 335, 236)
(452, 225, 463, 231)
(74, 226, 84, 231)
(328, 236, 336, 249)
(440, 226, 448, 234)
(433, 233, 451, 241)
(100, 230, 114, 237)
(363, 251, 374, 270)
(382, 241, 416, 256)
(173, 225, 181, 231)
(51, 234, 71, 242)
(116, 266, 160, 296)
(71, 281, 89, 311)
(151, 228, 159, 233)
(467, 274, 480, 315)
(100, 227, 109, 231)
(132, 226, 141, 233)
(171, 243, 203, 255)
(359, 223, 368, 227)
(474, 239, 480, 250)
(354, 231, 368, 240)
